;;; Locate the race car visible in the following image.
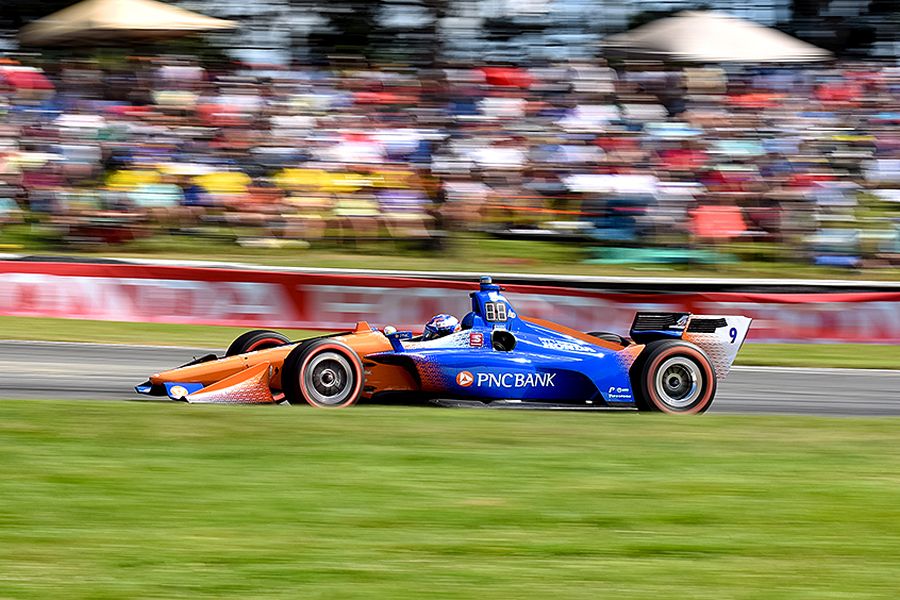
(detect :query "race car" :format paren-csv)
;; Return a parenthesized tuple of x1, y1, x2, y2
(135, 276, 751, 414)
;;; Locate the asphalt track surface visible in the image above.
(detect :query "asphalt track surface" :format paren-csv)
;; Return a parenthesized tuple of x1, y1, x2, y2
(1, 340, 898, 416)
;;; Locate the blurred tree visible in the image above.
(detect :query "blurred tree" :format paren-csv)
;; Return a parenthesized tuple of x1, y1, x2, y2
(0, 0, 73, 29)
(785, 0, 889, 55)
(790, 0, 828, 18)
(371, 0, 443, 65)
(869, 0, 898, 14)
(307, 0, 377, 61)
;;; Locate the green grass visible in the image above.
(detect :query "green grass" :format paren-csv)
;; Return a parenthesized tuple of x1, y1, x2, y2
(1, 316, 897, 369)
(735, 343, 900, 370)
(0, 316, 319, 348)
(1, 401, 900, 599)
(5, 226, 900, 280)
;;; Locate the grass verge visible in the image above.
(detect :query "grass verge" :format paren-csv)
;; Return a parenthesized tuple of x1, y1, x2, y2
(734, 343, 900, 369)
(0, 316, 319, 348)
(1, 401, 899, 599)
(5, 227, 900, 281)
(1, 315, 897, 369)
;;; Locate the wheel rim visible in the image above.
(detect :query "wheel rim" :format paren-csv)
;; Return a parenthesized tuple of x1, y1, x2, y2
(654, 356, 702, 409)
(303, 351, 355, 406)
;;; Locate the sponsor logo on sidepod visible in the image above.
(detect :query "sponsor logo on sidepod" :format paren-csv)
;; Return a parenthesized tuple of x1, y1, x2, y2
(456, 371, 474, 387)
(456, 372, 557, 388)
(538, 337, 597, 353)
(607, 385, 632, 400)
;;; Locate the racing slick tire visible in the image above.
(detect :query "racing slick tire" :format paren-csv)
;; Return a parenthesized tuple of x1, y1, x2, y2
(631, 340, 716, 414)
(282, 339, 364, 408)
(225, 330, 291, 356)
(587, 331, 630, 346)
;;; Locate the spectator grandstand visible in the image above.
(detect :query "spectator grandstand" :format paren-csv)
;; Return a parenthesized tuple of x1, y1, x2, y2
(0, 53, 899, 267)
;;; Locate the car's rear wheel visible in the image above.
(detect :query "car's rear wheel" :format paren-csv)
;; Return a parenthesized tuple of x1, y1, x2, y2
(225, 330, 291, 356)
(282, 339, 364, 408)
(587, 331, 630, 346)
(632, 340, 716, 414)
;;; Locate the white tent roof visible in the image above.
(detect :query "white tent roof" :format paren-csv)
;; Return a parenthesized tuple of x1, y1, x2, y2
(604, 11, 832, 64)
(19, 0, 236, 46)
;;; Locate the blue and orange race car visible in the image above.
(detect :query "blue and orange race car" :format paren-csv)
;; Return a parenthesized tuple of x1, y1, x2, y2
(136, 276, 751, 414)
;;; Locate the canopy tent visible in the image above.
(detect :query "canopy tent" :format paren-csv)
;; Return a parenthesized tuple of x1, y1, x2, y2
(19, 0, 236, 46)
(603, 11, 832, 64)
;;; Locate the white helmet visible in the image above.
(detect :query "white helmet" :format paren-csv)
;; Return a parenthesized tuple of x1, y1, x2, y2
(423, 314, 460, 340)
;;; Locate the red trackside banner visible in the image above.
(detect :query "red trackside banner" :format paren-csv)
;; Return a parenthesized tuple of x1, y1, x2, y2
(1, 261, 899, 343)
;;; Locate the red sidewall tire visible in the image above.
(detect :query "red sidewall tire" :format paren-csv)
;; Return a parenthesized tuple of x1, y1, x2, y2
(247, 337, 287, 352)
(226, 330, 291, 356)
(284, 340, 364, 409)
(636, 342, 716, 414)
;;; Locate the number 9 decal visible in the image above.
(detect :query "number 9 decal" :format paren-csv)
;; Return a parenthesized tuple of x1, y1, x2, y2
(729, 327, 738, 344)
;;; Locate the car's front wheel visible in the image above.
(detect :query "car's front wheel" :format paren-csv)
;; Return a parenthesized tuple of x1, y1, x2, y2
(632, 341, 716, 414)
(282, 339, 364, 408)
(225, 330, 291, 356)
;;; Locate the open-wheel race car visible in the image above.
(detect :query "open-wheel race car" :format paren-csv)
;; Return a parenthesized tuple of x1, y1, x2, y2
(135, 276, 751, 414)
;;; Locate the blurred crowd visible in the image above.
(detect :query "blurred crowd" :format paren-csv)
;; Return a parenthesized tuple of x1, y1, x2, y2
(0, 54, 899, 266)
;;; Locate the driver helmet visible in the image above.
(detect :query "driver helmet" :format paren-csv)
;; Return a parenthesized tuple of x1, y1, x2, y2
(423, 314, 460, 340)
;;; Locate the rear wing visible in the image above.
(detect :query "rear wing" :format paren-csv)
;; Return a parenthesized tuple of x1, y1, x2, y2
(631, 312, 752, 380)
(630, 312, 691, 343)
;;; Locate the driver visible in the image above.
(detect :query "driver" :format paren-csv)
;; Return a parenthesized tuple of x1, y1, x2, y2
(422, 314, 460, 340)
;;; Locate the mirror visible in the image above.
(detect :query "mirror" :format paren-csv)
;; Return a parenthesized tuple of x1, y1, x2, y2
(491, 330, 517, 352)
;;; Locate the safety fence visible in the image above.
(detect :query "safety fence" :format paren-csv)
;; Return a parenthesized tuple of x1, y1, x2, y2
(1, 260, 899, 343)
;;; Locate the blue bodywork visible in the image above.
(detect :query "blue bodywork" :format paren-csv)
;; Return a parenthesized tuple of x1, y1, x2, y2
(368, 277, 643, 407)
